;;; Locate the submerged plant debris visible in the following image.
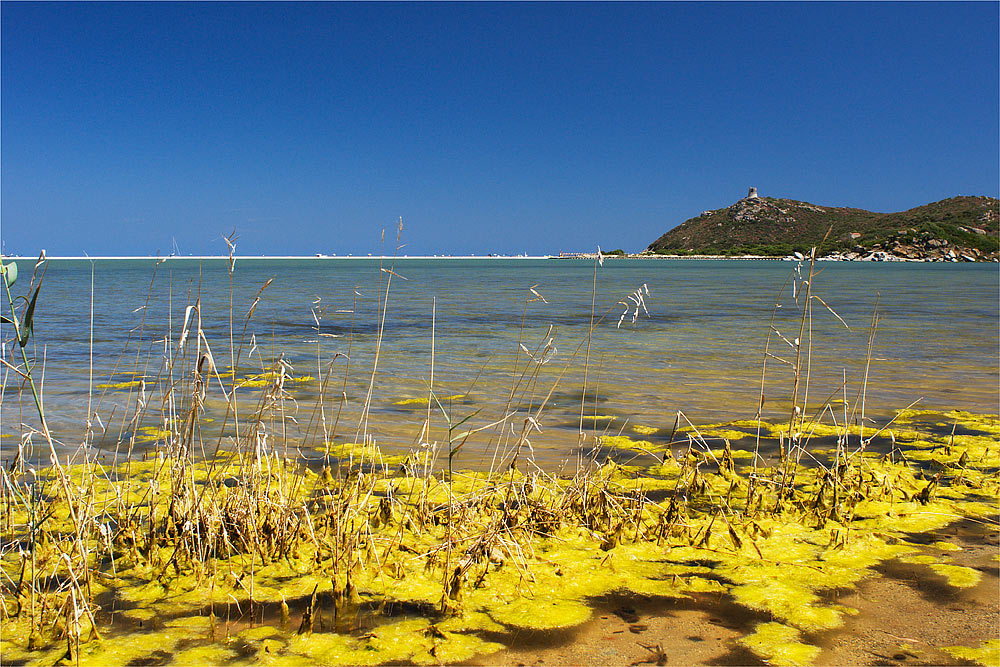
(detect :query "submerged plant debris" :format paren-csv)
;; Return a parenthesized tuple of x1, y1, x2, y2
(1, 409, 996, 667)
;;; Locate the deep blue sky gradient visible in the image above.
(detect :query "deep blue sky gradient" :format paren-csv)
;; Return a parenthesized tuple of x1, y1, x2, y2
(2, 2, 998, 256)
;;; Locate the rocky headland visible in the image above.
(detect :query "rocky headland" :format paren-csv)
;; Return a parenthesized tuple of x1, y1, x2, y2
(645, 192, 999, 262)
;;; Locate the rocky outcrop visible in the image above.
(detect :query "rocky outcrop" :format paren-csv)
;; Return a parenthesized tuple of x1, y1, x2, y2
(816, 233, 996, 262)
(648, 194, 999, 261)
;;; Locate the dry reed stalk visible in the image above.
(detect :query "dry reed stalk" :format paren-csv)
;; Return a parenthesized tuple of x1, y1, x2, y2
(354, 223, 401, 446)
(579, 250, 600, 436)
(850, 295, 881, 452)
(479, 285, 539, 474)
(427, 296, 436, 452)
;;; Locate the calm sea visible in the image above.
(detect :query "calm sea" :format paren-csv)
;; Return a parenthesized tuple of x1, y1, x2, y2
(2, 258, 997, 466)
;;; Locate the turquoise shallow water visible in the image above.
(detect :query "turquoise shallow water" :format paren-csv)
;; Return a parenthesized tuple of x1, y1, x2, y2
(1, 257, 997, 466)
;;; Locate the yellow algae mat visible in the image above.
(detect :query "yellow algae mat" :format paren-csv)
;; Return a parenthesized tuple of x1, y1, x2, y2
(2, 410, 997, 667)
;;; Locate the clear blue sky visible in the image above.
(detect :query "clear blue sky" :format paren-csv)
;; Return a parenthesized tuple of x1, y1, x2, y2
(2, 2, 997, 256)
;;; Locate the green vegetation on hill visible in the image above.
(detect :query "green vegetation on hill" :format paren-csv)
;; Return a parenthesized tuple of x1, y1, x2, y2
(647, 195, 999, 259)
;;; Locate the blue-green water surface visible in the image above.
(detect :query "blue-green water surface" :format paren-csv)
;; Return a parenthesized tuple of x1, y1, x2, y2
(2, 258, 997, 466)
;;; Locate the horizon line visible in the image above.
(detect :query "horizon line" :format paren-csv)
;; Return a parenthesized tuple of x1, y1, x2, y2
(1, 254, 558, 261)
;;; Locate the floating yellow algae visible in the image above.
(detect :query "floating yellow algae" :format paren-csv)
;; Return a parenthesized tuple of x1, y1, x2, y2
(883, 427, 931, 443)
(725, 418, 775, 429)
(850, 499, 956, 535)
(945, 434, 997, 456)
(899, 554, 938, 565)
(172, 644, 240, 665)
(614, 557, 698, 598)
(623, 572, 721, 598)
(582, 414, 617, 421)
(381, 568, 447, 605)
(321, 440, 406, 466)
(252, 638, 297, 666)
(729, 580, 843, 632)
(709, 446, 756, 459)
(393, 393, 465, 406)
(17, 645, 83, 667)
(818, 534, 923, 573)
(237, 372, 315, 388)
(135, 425, 171, 442)
(411, 629, 504, 665)
(96, 379, 145, 390)
(943, 639, 1000, 667)
(57, 626, 192, 667)
(632, 424, 659, 435)
(701, 428, 756, 442)
(943, 410, 1000, 435)
(0, 618, 49, 665)
(930, 563, 983, 589)
(286, 631, 375, 665)
(118, 580, 171, 605)
(600, 434, 661, 452)
(718, 521, 919, 634)
(740, 622, 822, 666)
(239, 625, 285, 641)
(489, 597, 591, 630)
(645, 460, 681, 477)
(280, 618, 481, 666)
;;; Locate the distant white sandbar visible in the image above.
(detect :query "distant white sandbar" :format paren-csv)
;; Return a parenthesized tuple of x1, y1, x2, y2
(3, 255, 554, 261)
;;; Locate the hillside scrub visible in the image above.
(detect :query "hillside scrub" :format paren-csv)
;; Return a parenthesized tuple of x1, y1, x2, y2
(648, 195, 999, 259)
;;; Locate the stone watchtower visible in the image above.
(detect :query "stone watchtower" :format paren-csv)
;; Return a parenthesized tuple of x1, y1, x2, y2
(747, 187, 758, 199)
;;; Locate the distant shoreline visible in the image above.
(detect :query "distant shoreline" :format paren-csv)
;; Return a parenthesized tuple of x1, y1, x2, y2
(2, 255, 554, 261)
(1, 254, 784, 262)
(554, 253, 783, 261)
(3, 254, 768, 261)
(2, 253, 995, 262)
